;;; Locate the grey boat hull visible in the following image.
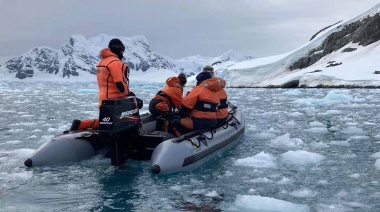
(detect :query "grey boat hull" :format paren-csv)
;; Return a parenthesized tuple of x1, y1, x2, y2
(24, 114, 157, 167)
(151, 104, 245, 175)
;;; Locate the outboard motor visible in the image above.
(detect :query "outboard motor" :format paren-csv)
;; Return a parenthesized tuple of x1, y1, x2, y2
(99, 96, 141, 166)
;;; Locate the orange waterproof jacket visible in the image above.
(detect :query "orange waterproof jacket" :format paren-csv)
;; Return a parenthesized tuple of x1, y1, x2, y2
(96, 48, 129, 107)
(153, 77, 183, 109)
(180, 78, 222, 119)
(216, 78, 228, 120)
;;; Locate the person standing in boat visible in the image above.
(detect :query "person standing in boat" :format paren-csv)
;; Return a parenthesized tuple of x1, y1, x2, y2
(97, 38, 135, 107)
(203, 65, 228, 126)
(171, 71, 222, 136)
(149, 73, 187, 118)
(70, 38, 136, 131)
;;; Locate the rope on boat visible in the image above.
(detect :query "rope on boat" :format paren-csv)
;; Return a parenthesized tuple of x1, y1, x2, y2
(175, 102, 240, 144)
(184, 136, 201, 149)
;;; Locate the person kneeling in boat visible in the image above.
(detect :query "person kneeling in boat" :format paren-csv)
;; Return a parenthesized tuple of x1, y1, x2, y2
(149, 74, 187, 131)
(70, 38, 139, 131)
(202, 65, 228, 126)
(171, 72, 222, 136)
(149, 73, 187, 118)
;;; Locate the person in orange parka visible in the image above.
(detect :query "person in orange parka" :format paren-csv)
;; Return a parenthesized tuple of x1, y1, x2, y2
(172, 71, 222, 136)
(97, 38, 132, 107)
(149, 74, 187, 118)
(70, 38, 133, 131)
(202, 65, 228, 126)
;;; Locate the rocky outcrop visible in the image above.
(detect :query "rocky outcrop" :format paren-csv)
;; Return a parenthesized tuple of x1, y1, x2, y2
(309, 20, 343, 41)
(4, 47, 60, 79)
(289, 13, 380, 71)
(0, 34, 252, 80)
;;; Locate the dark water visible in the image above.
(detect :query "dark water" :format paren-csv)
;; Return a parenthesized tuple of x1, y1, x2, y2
(1, 81, 380, 211)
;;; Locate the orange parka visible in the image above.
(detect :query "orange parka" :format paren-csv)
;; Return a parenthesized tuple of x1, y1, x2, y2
(152, 77, 183, 111)
(96, 48, 129, 107)
(180, 77, 222, 120)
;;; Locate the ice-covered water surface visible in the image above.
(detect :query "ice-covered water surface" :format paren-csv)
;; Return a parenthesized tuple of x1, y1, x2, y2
(1, 82, 380, 211)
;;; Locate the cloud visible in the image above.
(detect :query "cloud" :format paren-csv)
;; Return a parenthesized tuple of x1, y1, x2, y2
(0, 0, 378, 61)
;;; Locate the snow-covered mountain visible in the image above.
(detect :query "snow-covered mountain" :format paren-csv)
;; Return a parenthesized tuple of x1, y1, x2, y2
(218, 3, 380, 88)
(0, 34, 252, 82)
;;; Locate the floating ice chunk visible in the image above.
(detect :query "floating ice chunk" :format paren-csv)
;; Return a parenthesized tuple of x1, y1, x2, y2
(283, 90, 302, 95)
(284, 120, 297, 127)
(339, 126, 366, 135)
(223, 171, 234, 177)
(0, 81, 10, 90)
(205, 191, 220, 198)
(363, 122, 376, 126)
(290, 188, 318, 198)
(288, 112, 303, 116)
(334, 190, 349, 198)
(370, 152, 380, 158)
(317, 180, 329, 185)
(231, 195, 310, 212)
(303, 127, 329, 134)
(330, 140, 350, 146)
(375, 159, 380, 170)
(269, 133, 304, 149)
(346, 122, 358, 126)
(6, 140, 21, 144)
(347, 135, 370, 141)
(324, 90, 352, 101)
(349, 173, 360, 178)
(310, 141, 329, 149)
(316, 203, 353, 212)
(277, 177, 293, 185)
(325, 110, 342, 115)
(1, 171, 33, 182)
(252, 132, 277, 140)
(169, 185, 183, 191)
(309, 121, 324, 127)
(249, 177, 273, 183)
(192, 189, 207, 195)
(13, 148, 35, 157)
(78, 89, 98, 93)
(266, 128, 281, 133)
(294, 98, 328, 105)
(281, 150, 325, 166)
(235, 152, 276, 168)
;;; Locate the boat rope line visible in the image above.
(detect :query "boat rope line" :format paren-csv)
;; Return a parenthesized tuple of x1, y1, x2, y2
(172, 103, 240, 143)
(182, 126, 245, 167)
(184, 136, 201, 149)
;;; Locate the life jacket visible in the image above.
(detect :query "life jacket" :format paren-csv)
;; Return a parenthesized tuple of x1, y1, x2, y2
(96, 48, 129, 108)
(153, 77, 183, 110)
(181, 77, 222, 120)
(216, 78, 228, 120)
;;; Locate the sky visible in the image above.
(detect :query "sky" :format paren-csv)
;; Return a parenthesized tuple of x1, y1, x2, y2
(0, 0, 379, 63)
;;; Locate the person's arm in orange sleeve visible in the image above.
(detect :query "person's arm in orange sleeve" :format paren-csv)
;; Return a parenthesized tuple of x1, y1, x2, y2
(179, 87, 201, 117)
(108, 61, 129, 95)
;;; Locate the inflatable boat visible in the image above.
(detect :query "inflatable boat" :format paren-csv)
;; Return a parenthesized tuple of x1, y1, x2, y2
(24, 96, 245, 175)
(151, 103, 244, 175)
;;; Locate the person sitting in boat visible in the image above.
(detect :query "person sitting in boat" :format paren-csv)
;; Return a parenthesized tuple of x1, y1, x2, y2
(171, 71, 222, 136)
(70, 38, 139, 131)
(149, 74, 187, 118)
(202, 65, 228, 126)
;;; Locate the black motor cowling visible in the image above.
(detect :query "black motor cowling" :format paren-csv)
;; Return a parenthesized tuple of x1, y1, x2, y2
(98, 97, 141, 165)
(99, 96, 141, 137)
